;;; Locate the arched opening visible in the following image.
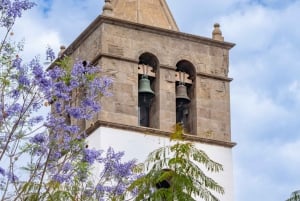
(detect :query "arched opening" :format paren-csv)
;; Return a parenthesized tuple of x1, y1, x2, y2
(138, 52, 159, 128)
(175, 60, 196, 134)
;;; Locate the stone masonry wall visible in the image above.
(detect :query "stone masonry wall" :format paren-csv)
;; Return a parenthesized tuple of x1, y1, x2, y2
(69, 20, 232, 142)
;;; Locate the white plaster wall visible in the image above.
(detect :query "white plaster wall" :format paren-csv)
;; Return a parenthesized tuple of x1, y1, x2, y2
(87, 127, 234, 201)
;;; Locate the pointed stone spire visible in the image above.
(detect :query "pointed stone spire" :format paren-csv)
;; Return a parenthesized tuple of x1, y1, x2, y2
(102, 0, 113, 16)
(212, 23, 224, 41)
(109, 0, 179, 31)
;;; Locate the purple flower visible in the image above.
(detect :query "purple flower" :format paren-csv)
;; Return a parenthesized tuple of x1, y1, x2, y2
(48, 66, 64, 80)
(54, 101, 62, 113)
(30, 133, 47, 144)
(0, 167, 5, 176)
(66, 107, 83, 119)
(46, 47, 55, 62)
(81, 98, 100, 112)
(90, 77, 113, 96)
(32, 101, 42, 111)
(62, 162, 72, 173)
(52, 174, 69, 183)
(7, 0, 36, 18)
(105, 147, 124, 161)
(69, 79, 79, 88)
(51, 151, 62, 160)
(1, 0, 35, 28)
(53, 82, 71, 100)
(0, 0, 10, 9)
(96, 184, 105, 193)
(114, 184, 126, 195)
(28, 116, 44, 126)
(6, 103, 22, 116)
(83, 148, 101, 165)
(10, 89, 20, 98)
(62, 134, 71, 144)
(18, 74, 30, 86)
(7, 172, 18, 183)
(65, 125, 79, 134)
(71, 61, 86, 76)
(12, 56, 22, 69)
(30, 58, 46, 82)
(114, 160, 136, 178)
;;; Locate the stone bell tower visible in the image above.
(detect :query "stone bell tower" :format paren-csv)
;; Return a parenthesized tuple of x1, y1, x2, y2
(64, 0, 236, 200)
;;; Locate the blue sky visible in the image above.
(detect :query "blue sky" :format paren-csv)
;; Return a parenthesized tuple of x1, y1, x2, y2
(11, 0, 300, 200)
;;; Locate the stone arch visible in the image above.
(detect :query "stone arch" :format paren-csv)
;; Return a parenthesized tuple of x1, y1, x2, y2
(175, 59, 197, 135)
(138, 52, 159, 72)
(135, 49, 161, 64)
(170, 54, 197, 71)
(137, 52, 160, 129)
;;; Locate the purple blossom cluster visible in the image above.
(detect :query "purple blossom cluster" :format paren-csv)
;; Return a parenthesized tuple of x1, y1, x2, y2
(29, 132, 48, 156)
(12, 56, 22, 69)
(0, 0, 36, 28)
(46, 46, 55, 62)
(1, 1, 142, 200)
(1, 44, 114, 197)
(94, 147, 140, 199)
(30, 133, 47, 144)
(0, 2, 142, 196)
(83, 148, 101, 165)
(52, 173, 71, 184)
(38, 146, 141, 200)
(0, 167, 5, 176)
(0, 167, 18, 183)
(28, 115, 44, 126)
(7, 171, 18, 182)
(0, 53, 46, 126)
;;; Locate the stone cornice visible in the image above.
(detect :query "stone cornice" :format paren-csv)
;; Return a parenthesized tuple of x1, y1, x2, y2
(92, 53, 233, 82)
(197, 72, 233, 82)
(64, 15, 235, 56)
(86, 120, 236, 148)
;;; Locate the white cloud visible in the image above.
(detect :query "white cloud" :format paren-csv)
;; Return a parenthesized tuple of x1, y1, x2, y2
(4, 1, 300, 200)
(288, 81, 300, 95)
(234, 139, 300, 201)
(279, 139, 300, 169)
(220, 5, 278, 51)
(13, 20, 61, 61)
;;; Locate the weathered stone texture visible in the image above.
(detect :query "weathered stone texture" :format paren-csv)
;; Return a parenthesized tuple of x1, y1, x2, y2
(112, 0, 179, 31)
(157, 68, 176, 131)
(68, 16, 234, 142)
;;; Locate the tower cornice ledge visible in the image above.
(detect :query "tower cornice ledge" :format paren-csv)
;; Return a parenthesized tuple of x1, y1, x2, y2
(64, 15, 235, 56)
(91, 53, 233, 82)
(86, 120, 237, 148)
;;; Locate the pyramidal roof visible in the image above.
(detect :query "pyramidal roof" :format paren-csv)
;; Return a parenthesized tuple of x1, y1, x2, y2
(103, 0, 179, 31)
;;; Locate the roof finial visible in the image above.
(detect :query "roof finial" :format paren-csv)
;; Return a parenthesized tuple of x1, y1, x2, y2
(102, 0, 113, 16)
(58, 45, 66, 58)
(212, 23, 224, 41)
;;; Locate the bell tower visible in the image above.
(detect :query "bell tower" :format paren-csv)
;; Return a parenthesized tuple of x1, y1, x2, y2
(64, 0, 236, 200)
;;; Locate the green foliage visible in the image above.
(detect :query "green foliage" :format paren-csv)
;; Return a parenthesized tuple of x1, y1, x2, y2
(54, 56, 73, 85)
(129, 124, 224, 201)
(286, 191, 300, 201)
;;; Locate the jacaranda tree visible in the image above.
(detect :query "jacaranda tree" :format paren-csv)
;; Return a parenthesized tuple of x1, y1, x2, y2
(0, 1, 140, 200)
(1, 1, 225, 201)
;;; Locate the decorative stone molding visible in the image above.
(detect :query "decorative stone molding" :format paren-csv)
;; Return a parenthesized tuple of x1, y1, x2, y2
(86, 120, 236, 148)
(212, 23, 224, 41)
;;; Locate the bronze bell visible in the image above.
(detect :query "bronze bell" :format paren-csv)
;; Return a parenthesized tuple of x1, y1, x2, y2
(138, 76, 155, 105)
(176, 83, 190, 105)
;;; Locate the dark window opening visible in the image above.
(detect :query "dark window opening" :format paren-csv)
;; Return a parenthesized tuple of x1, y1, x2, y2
(175, 60, 196, 134)
(138, 53, 159, 128)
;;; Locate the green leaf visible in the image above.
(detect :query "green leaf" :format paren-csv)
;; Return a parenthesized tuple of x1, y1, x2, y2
(131, 124, 224, 201)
